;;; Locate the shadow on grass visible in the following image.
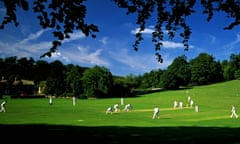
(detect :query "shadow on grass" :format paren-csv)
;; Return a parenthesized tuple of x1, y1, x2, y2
(1, 124, 239, 144)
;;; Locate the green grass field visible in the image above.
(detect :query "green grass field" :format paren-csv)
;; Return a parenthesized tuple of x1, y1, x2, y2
(1, 80, 240, 143)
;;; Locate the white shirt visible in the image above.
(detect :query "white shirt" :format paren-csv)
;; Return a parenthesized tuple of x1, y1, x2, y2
(154, 107, 159, 113)
(1, 101, 6, 107)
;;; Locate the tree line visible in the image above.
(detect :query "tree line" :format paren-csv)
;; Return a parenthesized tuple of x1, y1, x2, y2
(0, 52, 240, 98)
(0, 56, 133, 99)
(137, 53, 240, 90)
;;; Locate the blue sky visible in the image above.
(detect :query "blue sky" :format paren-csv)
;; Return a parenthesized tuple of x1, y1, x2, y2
(0, 1, 240, 76)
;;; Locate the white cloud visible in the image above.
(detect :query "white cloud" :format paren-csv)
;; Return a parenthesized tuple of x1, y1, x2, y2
(209, 35, 216, 44)
(62, 31, 85, 43)
(0, 29, 89, 58)
(109, 48, 171, 73)
(0, 29, 52, 58)
(130, 27, 154, 34)
(0, 27, 112, 69)
(225, 33, 240, 50)
(130, 26, 172, 35)
(161, 41, 184, 48)
(130, 27, 190, 50)
(50, 52, 70, 63)
(76, 46, 109, 65)
(19, 29, 48, 44)
(53, 45, 110, 66)
(218, 33, 240, 58)
(99, 37, 108, 45)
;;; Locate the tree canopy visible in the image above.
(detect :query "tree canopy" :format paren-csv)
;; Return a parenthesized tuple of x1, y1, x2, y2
(1, 0, 240, 62)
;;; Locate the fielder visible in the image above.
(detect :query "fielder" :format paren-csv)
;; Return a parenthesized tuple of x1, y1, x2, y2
(123, 103, 132, 111)
(173, 100, 178, 108)
(230, 105, 238, 118)
(106, 106, 113, 114)
(190, 99, 194, 108)
(72, 96, 76, 106)
(0, 100, 7, 112)
(49, 96, 53, 105)
(195, 105, 199, 112)
(113, 103, 120, 112)
(152, 106, 160, 119)
(179, 101, 183, 109)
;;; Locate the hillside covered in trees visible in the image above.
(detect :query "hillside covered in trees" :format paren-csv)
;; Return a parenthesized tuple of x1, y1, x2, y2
(0, 52, 240, 99)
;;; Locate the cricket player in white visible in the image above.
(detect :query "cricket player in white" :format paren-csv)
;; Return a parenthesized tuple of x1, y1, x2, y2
(152, 106, 160, 119)
(123, 104, 132, 111)
(190, 99, 194, 108)
(179, 101, 183, 109)
(195, 105, 199, 112)
(230, 105, 238, 118)
(173, 100, 178, 108)
(106, 106, 113, 114)
(0, 100, 6, 112)
(72, 96, 76, 106)
(113, 103, 120, 112)
(49, 96, 53, 105)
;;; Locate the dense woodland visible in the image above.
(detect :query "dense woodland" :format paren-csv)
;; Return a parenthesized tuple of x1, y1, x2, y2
(0, 52, 240, 99)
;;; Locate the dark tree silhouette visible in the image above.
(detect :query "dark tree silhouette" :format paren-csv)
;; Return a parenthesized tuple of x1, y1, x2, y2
(0, 0, 99, 58)
(1, 0, 240, 62)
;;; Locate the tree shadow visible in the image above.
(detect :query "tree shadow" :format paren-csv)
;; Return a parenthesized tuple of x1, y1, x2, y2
(1, 124, 239, 144)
